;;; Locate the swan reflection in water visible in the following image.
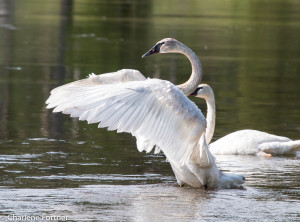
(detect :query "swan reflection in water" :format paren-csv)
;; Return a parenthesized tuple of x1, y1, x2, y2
(46, 38, 244, 189)
(191, 84, 300, 156)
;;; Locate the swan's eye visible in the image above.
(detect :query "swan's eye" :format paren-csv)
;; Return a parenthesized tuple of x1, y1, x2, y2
(154, 42, 165, 52)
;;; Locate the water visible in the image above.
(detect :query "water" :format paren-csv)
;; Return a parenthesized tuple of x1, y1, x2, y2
(0, 0, 300, 221)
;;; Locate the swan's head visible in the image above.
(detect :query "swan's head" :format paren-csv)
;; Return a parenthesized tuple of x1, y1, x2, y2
(142, 38, 182, 58)
(190, 84, 214, 100)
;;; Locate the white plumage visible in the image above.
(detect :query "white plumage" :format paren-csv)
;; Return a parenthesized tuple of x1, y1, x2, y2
(210, 130, 300, 156)
(46, 38, 245, 189)
(47, 78, 205, 164)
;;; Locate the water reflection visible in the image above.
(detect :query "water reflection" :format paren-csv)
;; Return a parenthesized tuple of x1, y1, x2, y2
(0, 184, 299, 221)
(0, 0, 300, 221)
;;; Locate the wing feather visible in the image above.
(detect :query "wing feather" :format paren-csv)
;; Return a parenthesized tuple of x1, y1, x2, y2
(49, 69, 146, 95)
(46, 78, 206, 165)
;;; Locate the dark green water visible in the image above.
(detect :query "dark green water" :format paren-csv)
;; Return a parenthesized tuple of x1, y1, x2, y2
(0, 0, 299, 221)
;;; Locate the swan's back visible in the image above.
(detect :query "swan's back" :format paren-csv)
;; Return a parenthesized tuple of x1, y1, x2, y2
(209, 129, 291, 155)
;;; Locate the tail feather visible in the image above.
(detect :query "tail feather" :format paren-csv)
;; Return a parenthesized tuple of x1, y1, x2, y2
(261, 140, 300, 155)
(289, 140, 300, 152)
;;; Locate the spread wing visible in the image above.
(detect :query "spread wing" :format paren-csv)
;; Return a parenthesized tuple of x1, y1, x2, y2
(46, 77, 207, 165)
(51, 69, 146, 93)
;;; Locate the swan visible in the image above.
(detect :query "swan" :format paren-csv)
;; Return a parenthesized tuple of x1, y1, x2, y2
(46, 38, 245, 189)
(191, 84, 300, 156)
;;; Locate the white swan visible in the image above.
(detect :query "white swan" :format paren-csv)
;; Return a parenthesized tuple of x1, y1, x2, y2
(191, 84, 300, 156)
(46, 38, 244, 189)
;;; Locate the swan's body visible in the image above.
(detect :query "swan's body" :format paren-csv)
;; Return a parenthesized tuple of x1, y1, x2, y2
(210, 129, 300, 156)
(194, 84, 300, 156)
(46, 38, 244, 189)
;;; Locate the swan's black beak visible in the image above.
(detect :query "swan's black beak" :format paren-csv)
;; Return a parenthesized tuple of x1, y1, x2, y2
(190, 88, 200, 96)
(142, 42, 165, 58)
(142, 48, 156, 58)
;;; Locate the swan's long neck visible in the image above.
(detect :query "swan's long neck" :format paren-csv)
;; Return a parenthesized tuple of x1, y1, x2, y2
(205, 94, 216, 144)
(176, 45, 202, 96)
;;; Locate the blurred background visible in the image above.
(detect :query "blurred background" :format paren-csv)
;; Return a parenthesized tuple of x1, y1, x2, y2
(1, 0, 299, 142)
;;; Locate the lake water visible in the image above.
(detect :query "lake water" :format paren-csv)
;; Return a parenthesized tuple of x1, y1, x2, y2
(0, 0, 300, 221)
